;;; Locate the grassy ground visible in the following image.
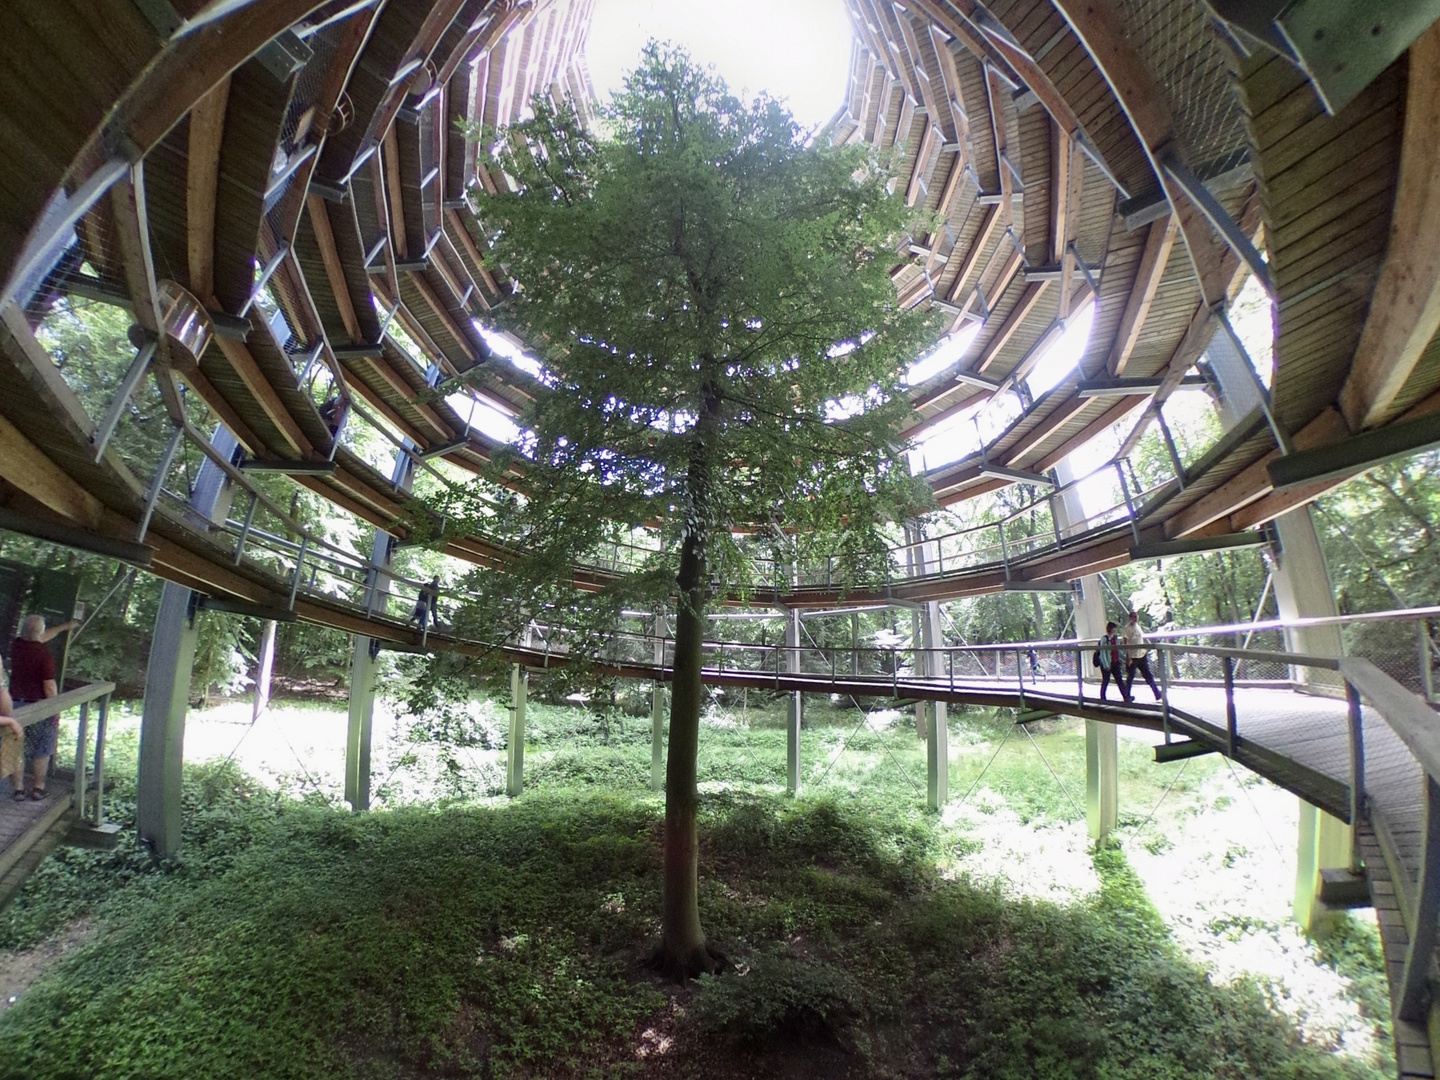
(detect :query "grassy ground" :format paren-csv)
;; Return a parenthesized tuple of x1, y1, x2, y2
(0, 691, 1393, 1079)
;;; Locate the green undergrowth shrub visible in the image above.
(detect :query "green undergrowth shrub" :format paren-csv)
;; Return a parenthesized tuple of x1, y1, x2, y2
(0, 750, 1389, 1080)
(690, 947, 861, 1044)
(0, 753, 287, 951)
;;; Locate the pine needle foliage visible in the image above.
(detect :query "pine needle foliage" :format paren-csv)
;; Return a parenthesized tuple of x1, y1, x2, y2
(440, 43, 940, 658)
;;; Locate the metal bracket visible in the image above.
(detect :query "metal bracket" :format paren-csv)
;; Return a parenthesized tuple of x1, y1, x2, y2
(1160, 151, 1274, 297)
(257, 29, 314, 83)
(1275, 0, 1440, 116)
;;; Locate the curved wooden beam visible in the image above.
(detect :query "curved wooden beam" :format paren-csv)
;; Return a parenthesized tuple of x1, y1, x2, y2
(1338, 24, 1440, 432)
(1049, 0, 1230, 309)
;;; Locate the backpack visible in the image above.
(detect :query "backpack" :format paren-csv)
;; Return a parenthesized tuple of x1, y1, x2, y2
(1091, 648, 1101, 665)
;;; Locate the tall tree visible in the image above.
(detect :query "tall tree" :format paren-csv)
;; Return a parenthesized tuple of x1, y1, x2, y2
(445, 46, 937, 975)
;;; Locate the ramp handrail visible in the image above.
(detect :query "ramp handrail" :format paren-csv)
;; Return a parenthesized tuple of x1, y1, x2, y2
(9, 680, 115, 825)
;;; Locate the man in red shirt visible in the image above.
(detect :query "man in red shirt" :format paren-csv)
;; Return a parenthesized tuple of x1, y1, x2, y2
(10, 614, 77, 800)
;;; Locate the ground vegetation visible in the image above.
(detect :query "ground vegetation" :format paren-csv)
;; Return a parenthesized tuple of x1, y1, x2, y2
(0, 695, 1392, 1080)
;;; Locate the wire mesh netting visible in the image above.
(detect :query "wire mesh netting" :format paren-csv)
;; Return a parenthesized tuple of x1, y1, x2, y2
(1345, 617, 1439, 703)
(1108, 0, 1251, 175)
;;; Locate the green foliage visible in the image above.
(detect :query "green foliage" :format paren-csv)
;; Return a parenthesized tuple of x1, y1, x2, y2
(690, 947, 860, 1044)
(0, 702, 1390, 1080)
(190, 610, 254, 705)
(1314, 912, 1393, 1038)
(0, 752, 285, 951)
(434, 44, 939, 675)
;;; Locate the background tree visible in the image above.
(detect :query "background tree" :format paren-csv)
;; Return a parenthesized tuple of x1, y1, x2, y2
(443, 45, 938, 975)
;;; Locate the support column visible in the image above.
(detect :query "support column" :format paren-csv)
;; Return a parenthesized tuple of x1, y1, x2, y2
(1294, 799, 1352, 931)
(920, 598, 948, 809)
(1084, 720, 1119, 839)
(345, 448, 414, 811)
(252, 619, 277, 723)
(908, 523, 948, 809)
(345, 634, 379, 810)
(507, 663, 527, 796)
(785, 607, 802, 796)
(1054, 457, 1119, 839)
(1270, 505, 1345, 690)
(650, 622, 665, 792)
(1182, 316, 1351, 928)
(137, 428, 237, 857)
(1267, 506, 1350, 924)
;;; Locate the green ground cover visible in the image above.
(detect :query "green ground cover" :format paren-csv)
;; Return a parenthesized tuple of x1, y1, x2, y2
(0, 694, 1392, 1079)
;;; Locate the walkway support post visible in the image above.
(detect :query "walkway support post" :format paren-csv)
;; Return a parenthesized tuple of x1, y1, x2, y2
(1267, 506, 1351, 924)
(1271, 507, 1346, 693)
(1294, 800, 1352, 933)
(907, 524, 948, 810)
(507, 663, 527, 797)
(252, 619, 277, 723)
(346, 447, 414, 811)
(1204, 312, 1354, 930)
(1054, 458, 1117, 839)
(137, 428, 238, 858)
(1084, 720, 1118, 839)
(785, 607, 802, 796)
(922, 599, 948, 810)
(650, 623, 665, 792)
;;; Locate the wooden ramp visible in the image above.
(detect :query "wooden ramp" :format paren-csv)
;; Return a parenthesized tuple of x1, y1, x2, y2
(0, 784, 80, 909)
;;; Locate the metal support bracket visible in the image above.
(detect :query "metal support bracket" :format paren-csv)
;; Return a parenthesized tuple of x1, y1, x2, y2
(1160, 151, 1274, 297)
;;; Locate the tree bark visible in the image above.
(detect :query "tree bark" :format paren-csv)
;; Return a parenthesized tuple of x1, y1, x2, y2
(658, 524, 719, 976)
(658, 380, 724, 978)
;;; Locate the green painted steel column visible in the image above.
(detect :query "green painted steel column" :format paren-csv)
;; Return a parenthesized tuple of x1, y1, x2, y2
(1294, 799, 1351, 931)
(1074, 576, 1118, 841)
(345, 640, 377, 810)
(922, 599, 948, 810)
(650, 684, 665, 791)
(910, 522, 948, 811)
(1271, 506, 1350, 919)
(785, 607, 802, 795)
(137, 428, 237, 858)
(345, 450, 413, 811)
(507, 664, 527, 797)
(137, 582, 202, 856)
(1272, 506, 1345, 691)
(252, 619, 277, 724)
(1085, 719, 1118, 839)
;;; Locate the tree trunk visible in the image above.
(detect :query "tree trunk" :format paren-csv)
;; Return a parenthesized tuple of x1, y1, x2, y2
(658, 378, 724, 979)
(658, 525, 719, 976)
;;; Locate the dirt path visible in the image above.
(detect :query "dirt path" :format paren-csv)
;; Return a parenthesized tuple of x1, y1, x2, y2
(0, 919, 93, 1010)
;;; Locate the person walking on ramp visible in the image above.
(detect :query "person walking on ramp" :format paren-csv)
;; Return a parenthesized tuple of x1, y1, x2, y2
(1122, 610, 1161, 701)
(1097, 621, 1130, 702)
(412, 577, 440, 632)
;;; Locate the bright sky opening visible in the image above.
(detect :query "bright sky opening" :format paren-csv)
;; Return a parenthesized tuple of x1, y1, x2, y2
(478, 325, 545, 381)
(448, 391, 522, 444)
(1025, 302, 1095, 398)
(905, 322, 982, 386)
(584, 0, 855, 130)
